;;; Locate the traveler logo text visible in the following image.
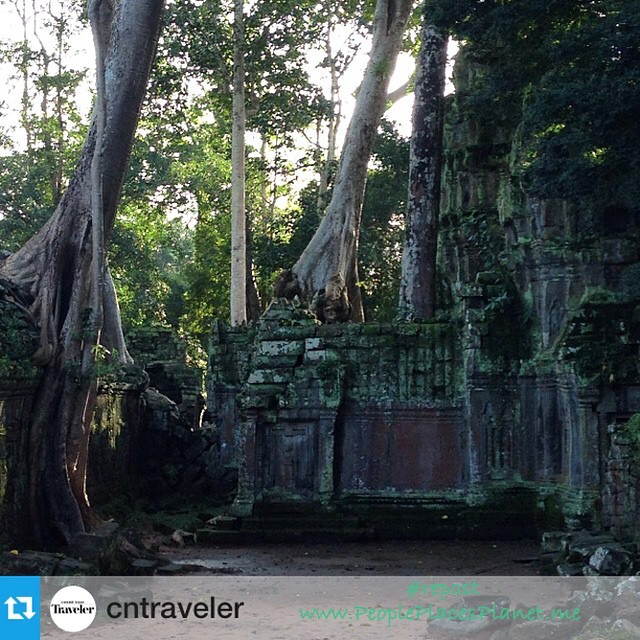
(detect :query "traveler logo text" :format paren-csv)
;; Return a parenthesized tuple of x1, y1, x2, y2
(49, 585, 97, 633)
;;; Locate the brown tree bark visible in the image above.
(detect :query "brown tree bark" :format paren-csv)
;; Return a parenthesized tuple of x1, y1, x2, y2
(0, 0, 165, 548)
(398, 17, 447, 320)
(276, 0, 415, 323)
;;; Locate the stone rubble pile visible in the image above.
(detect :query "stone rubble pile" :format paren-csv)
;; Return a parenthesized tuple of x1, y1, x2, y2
(541, 530, 638, 577)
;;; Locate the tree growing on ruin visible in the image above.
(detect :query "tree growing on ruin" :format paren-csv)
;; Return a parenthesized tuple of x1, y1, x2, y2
(0, 0, 165, 547)
(275, 0, 415, 323)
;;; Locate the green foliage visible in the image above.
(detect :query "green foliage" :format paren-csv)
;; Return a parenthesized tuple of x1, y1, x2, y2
(252, 119, 410, 323)
(0, 5, 88, 251)
(88, 345, 126, 382)
(252, 181, 319, 297)
(254, 225, 311, 299)
(359, 120, 409, 321)
(623, 414, 640, 461)
(427, 0, 640, 216)
(109, 97, 203, 333)
(0, 0, 417, 349)
(141, 0, 365, 341)
(182, 204, 232, 341)
(442, 207, 506, 278)
(110, 205, 192, 331)
(564, 298, 640, 385)
(164, 0, 328, 141)
(519, 2, 640, 211)
(0, 152, 58, 250)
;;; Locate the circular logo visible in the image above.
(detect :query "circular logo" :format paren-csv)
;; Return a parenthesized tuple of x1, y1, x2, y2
(49, 586, 97, 633)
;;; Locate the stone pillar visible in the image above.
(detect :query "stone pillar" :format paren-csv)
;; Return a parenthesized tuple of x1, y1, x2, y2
(574, 387, 601, 490)
(461, 284, 485, 485)
(230, 411, 257, 517)
(317, 410, 336, 505)
(602, 422, 639, 539)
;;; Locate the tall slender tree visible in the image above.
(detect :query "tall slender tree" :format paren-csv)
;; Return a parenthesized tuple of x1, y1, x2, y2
(275, 0, 415, 323)
(167, 0, 328, 325)
(0, 0, 164, 548)
(398, 10, 447, 320)
(230, 0, 247, 325)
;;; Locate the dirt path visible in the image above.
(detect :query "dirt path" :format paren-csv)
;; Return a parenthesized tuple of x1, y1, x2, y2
(163, 539, 540, 575)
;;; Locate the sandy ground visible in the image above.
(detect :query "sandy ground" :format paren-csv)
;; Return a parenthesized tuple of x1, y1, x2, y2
(42, 542, 632, 640)
(161, 539, 541, 576)
(38, 540, 547, 639)
(40, 572, 590, 640)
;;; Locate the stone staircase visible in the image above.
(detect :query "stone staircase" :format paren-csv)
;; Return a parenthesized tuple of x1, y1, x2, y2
(195, 487, 541, 545)
(196, 511, 375, 545)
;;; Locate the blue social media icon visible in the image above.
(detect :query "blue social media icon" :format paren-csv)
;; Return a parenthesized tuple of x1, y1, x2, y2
(0, 576, 40, 640)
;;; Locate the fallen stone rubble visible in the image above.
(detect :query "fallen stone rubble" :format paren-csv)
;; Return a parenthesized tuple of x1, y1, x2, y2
(0, 522, 189, 576)
(541, 530, 638, 577)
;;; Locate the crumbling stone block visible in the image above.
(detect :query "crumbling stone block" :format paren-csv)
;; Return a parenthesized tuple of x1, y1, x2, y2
(588, 544, 634, 575)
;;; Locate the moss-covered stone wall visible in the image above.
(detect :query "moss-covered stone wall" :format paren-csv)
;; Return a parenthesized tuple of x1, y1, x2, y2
(204, 49, 640, 538)
(0, 290, 41, 541)
(436, 49, 640, 535)
(2, 47, 639, 543)
(208, 302, 466, 515)
(0, 306, 215, 540)
(0, 379, 39, 542)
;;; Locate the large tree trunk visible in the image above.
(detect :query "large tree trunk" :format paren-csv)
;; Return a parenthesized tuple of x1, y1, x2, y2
(398, 17, 447, 320)
(0, 0, 164, 548)
(230, 0, 247, 325)
(316, 19, 341, 217)
(277, 0, 414, 323)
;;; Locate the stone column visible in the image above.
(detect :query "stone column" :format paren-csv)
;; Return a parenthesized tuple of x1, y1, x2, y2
(230, 410, 258, 517)
(316, 410, 336, 505)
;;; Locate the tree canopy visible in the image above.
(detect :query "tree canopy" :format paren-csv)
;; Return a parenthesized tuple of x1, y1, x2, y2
(425, 0, 640, 215)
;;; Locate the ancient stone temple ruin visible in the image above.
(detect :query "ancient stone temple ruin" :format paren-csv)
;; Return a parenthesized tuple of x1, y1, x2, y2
(1, 53, 639, 555)
(203, 53, 640, 542)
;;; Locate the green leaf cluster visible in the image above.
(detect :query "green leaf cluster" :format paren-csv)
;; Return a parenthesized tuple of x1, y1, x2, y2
(425, 0, 640, 218)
